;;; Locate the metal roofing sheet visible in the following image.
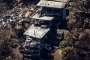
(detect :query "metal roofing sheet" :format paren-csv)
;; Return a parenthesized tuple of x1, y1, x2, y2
(24, 25, 50, 39)
(37, 1, 66, 8)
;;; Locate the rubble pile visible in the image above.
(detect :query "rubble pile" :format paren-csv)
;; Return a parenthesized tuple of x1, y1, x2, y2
(0, 5, 36, 29)
(0, 15, 15, 28)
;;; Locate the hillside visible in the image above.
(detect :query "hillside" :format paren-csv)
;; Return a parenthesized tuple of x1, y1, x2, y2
(0, 0, 90, 60)
(54, 0, 90, 60)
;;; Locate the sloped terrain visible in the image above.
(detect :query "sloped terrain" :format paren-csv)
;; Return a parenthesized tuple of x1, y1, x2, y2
(0, 0, 90, 60)
(54, 0, 90, 60)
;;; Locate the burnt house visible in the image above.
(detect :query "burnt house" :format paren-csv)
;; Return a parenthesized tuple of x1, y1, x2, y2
(21, 0, 69, 59)
(23, 25, 50, 59)
(37, 0, 68, 20)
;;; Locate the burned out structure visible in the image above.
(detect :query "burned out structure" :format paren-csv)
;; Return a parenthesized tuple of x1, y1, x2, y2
(21, 0, 69, 60)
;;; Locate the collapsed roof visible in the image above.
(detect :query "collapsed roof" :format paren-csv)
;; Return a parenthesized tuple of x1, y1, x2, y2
(37, 0, 67, 8)
(24, 25, 50, 39)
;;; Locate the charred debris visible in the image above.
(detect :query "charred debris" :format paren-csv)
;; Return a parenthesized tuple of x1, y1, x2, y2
(0, 0, 71, 60)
